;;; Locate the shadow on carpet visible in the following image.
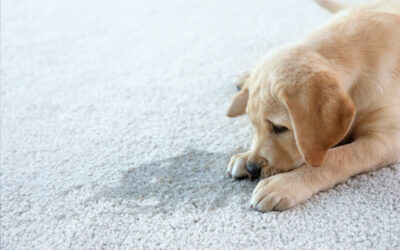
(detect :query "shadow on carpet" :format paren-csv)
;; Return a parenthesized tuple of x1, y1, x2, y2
(99, 148, 256, 214)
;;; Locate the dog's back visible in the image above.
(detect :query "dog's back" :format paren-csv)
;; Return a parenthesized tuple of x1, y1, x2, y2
(315, 0, 400, 161)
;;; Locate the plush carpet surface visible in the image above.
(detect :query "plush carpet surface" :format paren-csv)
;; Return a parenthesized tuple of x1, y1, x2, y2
(1, 0, 399, 249)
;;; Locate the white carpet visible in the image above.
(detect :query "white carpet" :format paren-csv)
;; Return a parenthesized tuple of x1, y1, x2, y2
(1, 0, 399, 249)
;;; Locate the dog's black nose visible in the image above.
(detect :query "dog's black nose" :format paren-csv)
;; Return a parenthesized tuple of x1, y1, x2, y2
(246, 162, 261, 179)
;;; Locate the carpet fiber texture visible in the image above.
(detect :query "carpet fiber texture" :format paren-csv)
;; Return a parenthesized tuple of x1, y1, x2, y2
(1, 0, 399, 249)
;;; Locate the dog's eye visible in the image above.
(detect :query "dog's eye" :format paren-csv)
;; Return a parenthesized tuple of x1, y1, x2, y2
(271, 124, 288, 134)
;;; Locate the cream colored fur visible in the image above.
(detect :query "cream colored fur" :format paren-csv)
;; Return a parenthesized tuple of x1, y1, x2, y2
(226, 0, 400, 211)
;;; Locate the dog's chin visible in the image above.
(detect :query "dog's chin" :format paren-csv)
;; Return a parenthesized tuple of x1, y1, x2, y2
(260, 166, 283, 178)
(260, 161, 305, 179)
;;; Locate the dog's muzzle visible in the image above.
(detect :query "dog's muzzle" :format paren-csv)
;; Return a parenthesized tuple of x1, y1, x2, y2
(246, 162, 261, 179)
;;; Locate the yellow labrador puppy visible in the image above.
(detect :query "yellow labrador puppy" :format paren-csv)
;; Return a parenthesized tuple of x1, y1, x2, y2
(226, 0, 400, 211)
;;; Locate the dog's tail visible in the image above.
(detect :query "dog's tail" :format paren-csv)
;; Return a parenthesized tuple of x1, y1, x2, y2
(314, 0, 348, 13)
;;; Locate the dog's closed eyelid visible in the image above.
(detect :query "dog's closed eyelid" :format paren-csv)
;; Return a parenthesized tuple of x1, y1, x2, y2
(268, 121, 288, 134)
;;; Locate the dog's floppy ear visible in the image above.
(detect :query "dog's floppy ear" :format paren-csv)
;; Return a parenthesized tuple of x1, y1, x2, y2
(226, 88, 249, 117)
(278, 71, 355, 167)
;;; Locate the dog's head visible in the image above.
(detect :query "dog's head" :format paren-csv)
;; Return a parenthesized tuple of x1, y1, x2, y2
(227, 46, 355, 178)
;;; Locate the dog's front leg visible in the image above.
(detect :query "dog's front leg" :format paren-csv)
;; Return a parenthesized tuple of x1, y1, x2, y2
(235, 71, 251, 90)
(250, 134, 398, 211)
(227, 151, 251, 179)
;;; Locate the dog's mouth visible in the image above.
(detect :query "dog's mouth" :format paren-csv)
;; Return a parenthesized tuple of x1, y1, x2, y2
(257, 158, 305, 179)
(260, 166, 283, 179)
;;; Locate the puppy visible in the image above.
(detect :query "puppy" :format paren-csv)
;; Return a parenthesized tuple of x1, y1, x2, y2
(226, 0, 400, 211)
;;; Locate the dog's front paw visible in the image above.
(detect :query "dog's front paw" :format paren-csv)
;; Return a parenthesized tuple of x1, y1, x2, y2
(227, 152, 249, 179)
(250, 172, 314, 211)
(235, 71, 251, 90)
